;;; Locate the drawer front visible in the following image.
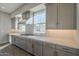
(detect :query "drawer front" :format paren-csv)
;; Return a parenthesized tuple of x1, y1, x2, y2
(43, 42, 55, 48)
(33, 40, 43, 45)
(56, 44, 79, 54)
(56, 50, 77, 56)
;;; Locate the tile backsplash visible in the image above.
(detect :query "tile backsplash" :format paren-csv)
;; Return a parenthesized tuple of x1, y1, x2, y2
(46, 30, 76, 40)
(75, 30, 79, 42)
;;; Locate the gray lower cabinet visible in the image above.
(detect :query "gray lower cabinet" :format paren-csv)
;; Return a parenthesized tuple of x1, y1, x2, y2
(42, 42, 79, 56)
(56, 45, 79, 56)
(23, 38, 33, 53)
(11, 35, 33, 54)
(11, 35, 20, 46)
(43, 42, 56, 56)
(11, 35, 79, 56)
(32, 40, 43, 56)
(11, 35, 15, 44)
(56, 50, 77, 56)
(12, 36, 25, 49)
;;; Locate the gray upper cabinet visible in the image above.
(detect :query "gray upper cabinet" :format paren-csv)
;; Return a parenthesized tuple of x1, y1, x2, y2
(58, 4, 76, 29)
(46, 3, 58, 29)
(46, 3, 76, 29)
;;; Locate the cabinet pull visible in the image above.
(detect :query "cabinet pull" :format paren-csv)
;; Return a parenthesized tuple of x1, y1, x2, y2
(62, 48, 70, 51)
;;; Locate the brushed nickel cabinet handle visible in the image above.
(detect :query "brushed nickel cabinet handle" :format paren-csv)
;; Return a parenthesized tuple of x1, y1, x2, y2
(62, 48, 70, 51)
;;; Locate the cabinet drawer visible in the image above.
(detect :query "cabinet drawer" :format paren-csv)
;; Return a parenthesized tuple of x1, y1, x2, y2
(43, 42, 55, 48)
(56, 44, 79, 54)
(33, 40, 43, 45)
(56, 50, 77, 56)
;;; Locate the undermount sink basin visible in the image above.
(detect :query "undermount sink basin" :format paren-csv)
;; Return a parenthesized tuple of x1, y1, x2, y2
(20, 34, 34, 36)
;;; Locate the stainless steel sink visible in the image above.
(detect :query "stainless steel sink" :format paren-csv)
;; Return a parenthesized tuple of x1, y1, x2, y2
(20, 34, 34, 36)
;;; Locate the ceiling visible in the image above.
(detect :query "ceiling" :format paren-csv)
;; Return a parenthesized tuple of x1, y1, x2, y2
(0, 3, 24, 14)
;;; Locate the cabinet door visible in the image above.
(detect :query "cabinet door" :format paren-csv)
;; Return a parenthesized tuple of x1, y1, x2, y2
(16, 37, 25, 49)
(11, 36, 25, 49)
(43, 42, 56, 56)
(46, 3, 58, 29)
(33, 40, 43, 56)
(56, 50, 77, 56)
(55, 44, 79, 56)
(12, 35, 20, 46)
(13, 36, 23, 48)
(11, 35, 15, 44)
(11, 35, 33, 54)
(58, 3, 76, 29)
(23, 38, 33, 53)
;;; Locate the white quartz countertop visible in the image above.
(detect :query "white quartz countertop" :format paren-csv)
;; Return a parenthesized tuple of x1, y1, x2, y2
(9, 33, 79, 49)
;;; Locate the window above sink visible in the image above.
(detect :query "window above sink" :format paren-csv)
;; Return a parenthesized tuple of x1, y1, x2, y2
(14, 4, 46, 35)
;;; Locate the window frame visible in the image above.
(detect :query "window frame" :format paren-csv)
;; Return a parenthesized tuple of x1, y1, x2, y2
(15, 6, 46, 35)
(18, 23, 26, 33)
(33, 9, 46, 34)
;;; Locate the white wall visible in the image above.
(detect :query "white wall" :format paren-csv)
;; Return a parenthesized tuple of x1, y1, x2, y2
(0, 11, 11, 44)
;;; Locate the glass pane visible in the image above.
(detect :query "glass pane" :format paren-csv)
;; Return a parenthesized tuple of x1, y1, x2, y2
(40, 24, 46, 33)
(34, 10, 46, 24)
(26, 17, 33, 24)
(34, 24, 40, 33)
(34, 24, 46, 33)
(40, 13, 46, 23)
(18, 24, 25, 32)
(33, 9, 46, 34)
(34, 15, 40, 24)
